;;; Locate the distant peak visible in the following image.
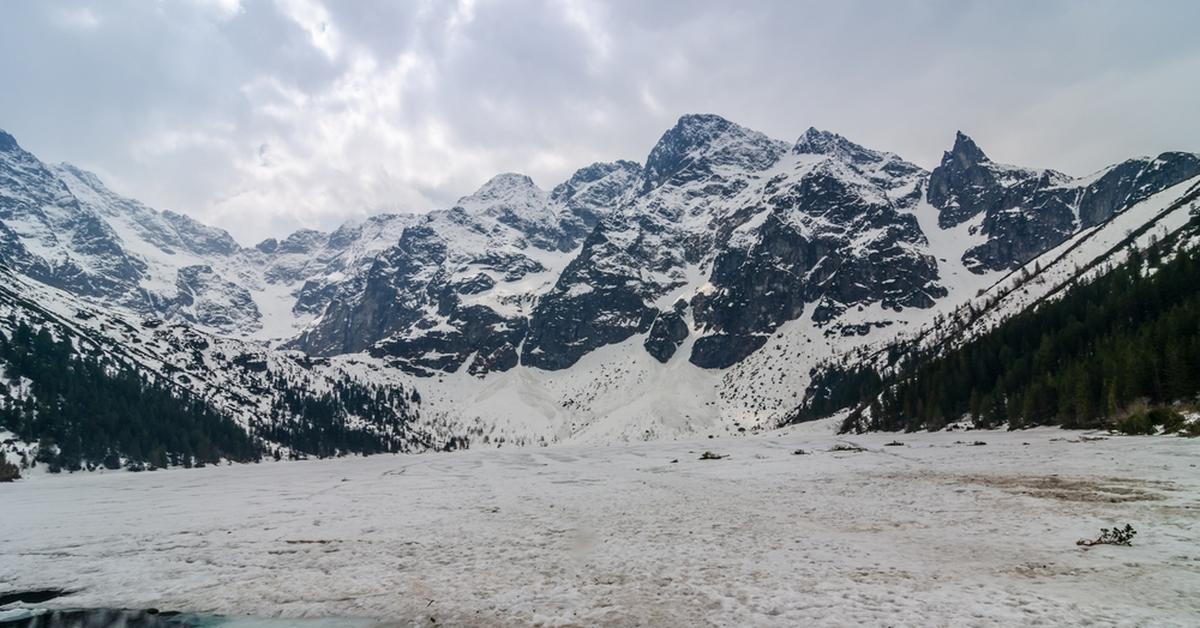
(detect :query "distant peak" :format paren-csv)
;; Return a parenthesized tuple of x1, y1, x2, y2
(0, 129, 20, 153)
(473, 172, 539, 197)
(948, 131, 990, 166)
(564, 160, 641, 183)
(793, 127, 846, 155)
(673, 113, 735, 131)
(457, 172, 547, 212)
(643, 113, 784, 190)
(652, 114, 749, 151)
(553, 160, 640, 193)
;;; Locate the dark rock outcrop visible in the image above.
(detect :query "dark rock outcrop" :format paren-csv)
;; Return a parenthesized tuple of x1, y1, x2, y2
(643, 302, 690, 363)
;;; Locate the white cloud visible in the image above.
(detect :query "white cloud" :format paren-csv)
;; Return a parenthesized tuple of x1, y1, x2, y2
(187, 0, 243, 21)
(557, 0, 612, 72)
(274, 0, 341, 61)
(3, 0, 1198, 244)
(52, 6, 101, 31)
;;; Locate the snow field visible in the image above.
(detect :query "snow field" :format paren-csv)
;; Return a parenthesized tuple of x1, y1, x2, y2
(3, 426, 1198, 626)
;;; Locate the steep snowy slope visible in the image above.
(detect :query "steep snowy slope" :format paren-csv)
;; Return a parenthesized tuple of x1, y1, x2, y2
(924, 173, 1200, 353)
(789, 173, 1200, 429)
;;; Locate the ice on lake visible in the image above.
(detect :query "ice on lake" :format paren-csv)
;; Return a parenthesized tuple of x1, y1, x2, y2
(3, 424, 1198, 626)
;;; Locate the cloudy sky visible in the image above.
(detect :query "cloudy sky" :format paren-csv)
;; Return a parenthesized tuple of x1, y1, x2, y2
(2, 0, 1198, 244)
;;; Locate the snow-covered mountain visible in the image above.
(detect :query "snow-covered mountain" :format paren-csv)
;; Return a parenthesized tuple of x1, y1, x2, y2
(1, 117, 1198, 461)
(292, 164, 642, 375)
(0, 129, 423, 344)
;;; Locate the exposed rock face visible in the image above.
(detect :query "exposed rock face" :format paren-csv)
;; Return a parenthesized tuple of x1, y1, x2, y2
(169, 264, 260, 329)
(521, 115, 790, 370)
(296, 164, 642, 374)
(298, 224, 449, 357)
(644, 303, 690, 363)
(520, 225, 660, 370)
(549, 160, 642, 242)
(928, 132, 1009, 229)
(928, 132, 1077, 272)
(929, 132, 1200, 273)
(689, 131, 943, 368)
(1077, 152, 1200, 227)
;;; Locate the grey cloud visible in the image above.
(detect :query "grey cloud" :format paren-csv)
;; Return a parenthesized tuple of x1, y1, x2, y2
(1, 0, 1198, 244)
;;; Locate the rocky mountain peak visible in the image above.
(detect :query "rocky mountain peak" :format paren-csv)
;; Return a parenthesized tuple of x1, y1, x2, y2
(454, 172, 549, 222)
(463, 172, 543, 202)
(642, 113, 786, 192)
(792, 127, 844, 155)
(275, 228, 327, 255)
(255, 238, 279, 254)
(0, 129, 19, 153)
(946, 131, 990, 168)
(550, 160, 641, 202)
(791, 127, 899, 171)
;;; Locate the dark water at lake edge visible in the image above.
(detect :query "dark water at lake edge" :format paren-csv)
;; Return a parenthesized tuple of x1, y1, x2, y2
(0, 608, 383, 627)
(0, 588, 382, 627)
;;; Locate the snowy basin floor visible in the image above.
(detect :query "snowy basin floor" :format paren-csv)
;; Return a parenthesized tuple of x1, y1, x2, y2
(2, 427, 1198, 626)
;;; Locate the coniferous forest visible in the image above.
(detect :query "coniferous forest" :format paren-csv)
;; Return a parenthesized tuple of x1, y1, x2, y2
(0, 322, 262, 471)
(0, 319, 433, 473)
(837, 240, 1200, 433)
(253, 374, 429, 460)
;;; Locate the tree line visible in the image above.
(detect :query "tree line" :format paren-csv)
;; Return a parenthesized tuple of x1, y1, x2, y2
(0, 321, 434, 473)
(807, 230, 1200, 433)
(0, 322, 261, 471)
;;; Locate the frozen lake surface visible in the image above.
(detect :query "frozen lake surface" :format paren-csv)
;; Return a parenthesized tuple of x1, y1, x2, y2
(3, 424, 1198, 626)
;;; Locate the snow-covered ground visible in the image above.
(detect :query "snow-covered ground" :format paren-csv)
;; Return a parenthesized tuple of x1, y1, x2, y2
(2, 426, 1198, 627)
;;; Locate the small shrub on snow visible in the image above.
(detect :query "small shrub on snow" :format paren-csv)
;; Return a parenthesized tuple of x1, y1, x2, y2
(1119, 412, 1154, 435)
(1149, 408, 1186, 434)
(0, 456, 20, 482)
(1115, 407, 1185, 435)
(1077, 524, 1137, 547)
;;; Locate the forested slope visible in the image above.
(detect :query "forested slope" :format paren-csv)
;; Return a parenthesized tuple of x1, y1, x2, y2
(0, 322, 261, 471)
(831, 217, 1200, 434)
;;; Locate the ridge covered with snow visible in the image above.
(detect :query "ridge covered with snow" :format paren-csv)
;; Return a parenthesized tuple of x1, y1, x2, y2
(1, 117, 1199, 447)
